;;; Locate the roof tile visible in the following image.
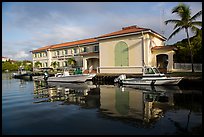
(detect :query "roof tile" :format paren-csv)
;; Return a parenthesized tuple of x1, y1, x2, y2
(97, 25, 148, 39)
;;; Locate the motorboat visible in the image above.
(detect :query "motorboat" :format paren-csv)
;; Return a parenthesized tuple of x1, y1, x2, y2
(45, 69, 96, 83)
(114, 66, 183, 85)
(12, 67, 32, 80)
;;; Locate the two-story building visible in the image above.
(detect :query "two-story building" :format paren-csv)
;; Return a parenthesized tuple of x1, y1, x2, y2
(31, 25, 177, 73)
(31, 38, 99, 72)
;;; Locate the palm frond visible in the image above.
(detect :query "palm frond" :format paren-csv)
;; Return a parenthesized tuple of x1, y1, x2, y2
(190, 26, 200, 34)
(168, 27, 183, 40)
(173, 21, 185, 29)
(164, 19, 181, 25)
(191, 21, 202, 27)
(190, 10, 202, 21)
(172, 3, 184, 13)
(172, 3, 191, 19)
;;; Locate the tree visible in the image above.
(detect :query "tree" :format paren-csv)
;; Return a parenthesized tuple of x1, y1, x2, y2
(2, 61, 18, 72)
(34, 61, 42, 68)
(171, 28, 202, 63)
(67, 58, 76, 68)
(51, 61, 58, 69)
(165, 3, 202, 72)
(191, 28, 202, 63)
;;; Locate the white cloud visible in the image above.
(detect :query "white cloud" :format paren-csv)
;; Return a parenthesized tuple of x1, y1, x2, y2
(15, 51, 29, 58)
(2, 2, 202, 60)
(7, 51, 30, 60)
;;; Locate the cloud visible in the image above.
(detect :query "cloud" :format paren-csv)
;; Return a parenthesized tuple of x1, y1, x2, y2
(5, 50, 30, 61)
(2, 2, 202, 61)
(15, 51, 29, 59)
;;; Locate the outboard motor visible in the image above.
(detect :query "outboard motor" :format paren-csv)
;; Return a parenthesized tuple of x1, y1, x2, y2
(114, 74, 126, 83)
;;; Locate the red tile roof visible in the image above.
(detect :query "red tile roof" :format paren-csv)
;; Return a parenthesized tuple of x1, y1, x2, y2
(31, 25, 166, 52)
(50, 38, 97, 49)
(97, 25, 148, 39)
(31, 45, 52, 53)
(31, 38, 97, 53)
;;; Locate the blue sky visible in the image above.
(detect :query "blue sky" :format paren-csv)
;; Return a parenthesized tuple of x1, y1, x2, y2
(2, 2, 202, 61)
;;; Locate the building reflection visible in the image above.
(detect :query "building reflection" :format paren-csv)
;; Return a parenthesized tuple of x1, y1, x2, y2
(33, 80, 201, 128)
(98, 85, 179, 125)
(33, 80, 100, 108)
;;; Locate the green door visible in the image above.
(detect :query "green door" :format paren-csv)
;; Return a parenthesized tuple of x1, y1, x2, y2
(115, 41, 129, 66)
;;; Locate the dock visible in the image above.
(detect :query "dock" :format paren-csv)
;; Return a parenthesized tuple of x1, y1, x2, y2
(27, 71, 203, 88)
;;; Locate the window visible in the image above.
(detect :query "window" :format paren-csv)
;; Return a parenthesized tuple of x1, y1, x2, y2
(74, 48, 77, 54)
(64, 50, 67, 55)
(83, 47, 87, 52)
(153, 68, 160, 74)
(45, 62, 47, 67)
(64, 61, 68, 67)
(56, 51, 60, 56)
(67, 49, 72, 55)
(94, 45, 99, 52)
(145, 68, 155, 74)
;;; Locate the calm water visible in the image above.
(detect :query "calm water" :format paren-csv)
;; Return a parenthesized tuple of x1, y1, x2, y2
(2, 73, 202, 135)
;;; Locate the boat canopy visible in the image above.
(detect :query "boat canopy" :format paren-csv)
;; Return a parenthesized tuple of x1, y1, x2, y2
(143, 66, 164, 76)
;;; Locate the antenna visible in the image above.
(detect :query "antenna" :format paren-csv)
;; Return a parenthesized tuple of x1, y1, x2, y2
(161, 8, 165, 35)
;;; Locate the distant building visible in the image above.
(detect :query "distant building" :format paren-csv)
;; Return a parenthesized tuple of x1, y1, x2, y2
(2, 56, 11, 62)
(31, 25, 177, 73)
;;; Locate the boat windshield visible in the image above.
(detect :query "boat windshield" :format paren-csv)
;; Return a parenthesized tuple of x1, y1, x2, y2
(153, 68, 160, 74)
(145, 68, 155, 74)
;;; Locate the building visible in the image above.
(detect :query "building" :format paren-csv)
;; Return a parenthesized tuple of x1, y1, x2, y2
(2, 56, 11, 62)
(31, 25, 177, 73)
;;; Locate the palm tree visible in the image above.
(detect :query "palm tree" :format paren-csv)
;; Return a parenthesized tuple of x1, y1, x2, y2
(34, 61, 42, 68)
(51, 61, 58, 69)
(165, 3, 202, 72)
(67, 58, 76, 68)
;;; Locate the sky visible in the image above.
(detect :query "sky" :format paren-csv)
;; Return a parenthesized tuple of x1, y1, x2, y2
(2, 2, 202, 61)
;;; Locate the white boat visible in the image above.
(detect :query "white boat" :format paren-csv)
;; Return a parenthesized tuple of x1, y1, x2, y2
(114, 66, 183, 85)
(46, 70, 96, 83)
(12, 67, 32, 80)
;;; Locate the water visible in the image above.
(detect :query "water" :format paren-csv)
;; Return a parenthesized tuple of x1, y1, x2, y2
(2, 73, 202, 135)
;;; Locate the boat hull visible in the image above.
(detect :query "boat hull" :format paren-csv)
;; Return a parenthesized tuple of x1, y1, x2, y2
(120, 77, 183, 85)
(12, 73, 32, 80)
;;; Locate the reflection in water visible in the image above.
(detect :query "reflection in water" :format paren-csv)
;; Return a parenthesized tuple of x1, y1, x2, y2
(33, 81, 100, 108)
(98, 85, 179, 126)
(32, 80, 202, 133)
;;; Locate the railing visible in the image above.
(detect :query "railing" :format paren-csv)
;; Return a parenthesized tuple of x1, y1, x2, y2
(173, 63, 202, 72)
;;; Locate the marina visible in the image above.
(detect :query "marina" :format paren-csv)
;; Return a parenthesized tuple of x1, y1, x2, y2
(2, 72, 202, 135)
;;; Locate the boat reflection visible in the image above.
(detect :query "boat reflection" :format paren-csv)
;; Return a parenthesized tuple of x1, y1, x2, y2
(98, 85, 181, 125)
(32, 81, 201, 128)
(33, 80, 100, 108)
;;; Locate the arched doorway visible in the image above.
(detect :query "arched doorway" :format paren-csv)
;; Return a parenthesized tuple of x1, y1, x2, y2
(156, 54, 168, 73)
(115, 41, 129, 66)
